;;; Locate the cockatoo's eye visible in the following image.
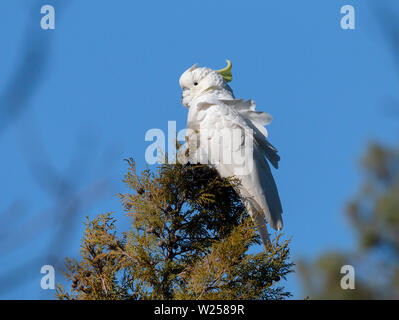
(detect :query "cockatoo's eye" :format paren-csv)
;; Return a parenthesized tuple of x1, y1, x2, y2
(193, 82, 198, 86)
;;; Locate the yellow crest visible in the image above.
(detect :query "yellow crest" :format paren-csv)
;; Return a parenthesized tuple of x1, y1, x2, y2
(216, 60, 232, 82)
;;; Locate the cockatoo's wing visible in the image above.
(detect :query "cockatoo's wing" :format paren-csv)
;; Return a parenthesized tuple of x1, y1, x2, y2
(220, 99, 280, 169)
(188, 99, 283, 246)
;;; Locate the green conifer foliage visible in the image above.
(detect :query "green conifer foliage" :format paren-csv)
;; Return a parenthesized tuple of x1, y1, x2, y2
(56, 159, 293, 300)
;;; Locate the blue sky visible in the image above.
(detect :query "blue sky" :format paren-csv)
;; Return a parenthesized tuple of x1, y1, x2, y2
(0, 0, 398, 299)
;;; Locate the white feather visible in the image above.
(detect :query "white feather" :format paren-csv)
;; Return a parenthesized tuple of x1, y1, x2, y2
(187, 98, 283, 247)
(181, 65, 283, 248)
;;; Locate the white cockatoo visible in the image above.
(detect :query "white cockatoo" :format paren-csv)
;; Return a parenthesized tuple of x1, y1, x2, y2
(179, 60, 283, 247)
